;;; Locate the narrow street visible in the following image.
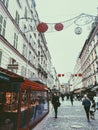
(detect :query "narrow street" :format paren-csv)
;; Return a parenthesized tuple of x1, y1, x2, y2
(0, 1, 98, 130)
(33, 99, 98, 130)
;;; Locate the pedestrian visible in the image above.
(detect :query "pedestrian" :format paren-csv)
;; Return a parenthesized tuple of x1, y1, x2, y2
(61, 93, 64, 101)
(82, 94, 91, 122)
(66, 93, 69, 100)
(70, 93, 74, 106)
(94, 95, 98, 109)
(90, 99, 96, 119)
(51, 92, 60, 118)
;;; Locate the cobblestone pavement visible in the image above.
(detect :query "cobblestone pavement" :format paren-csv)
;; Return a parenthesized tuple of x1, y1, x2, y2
(33, 99, 98, 130)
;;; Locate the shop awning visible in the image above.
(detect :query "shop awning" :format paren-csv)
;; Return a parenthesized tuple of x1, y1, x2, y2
(74, 88, 85, 93)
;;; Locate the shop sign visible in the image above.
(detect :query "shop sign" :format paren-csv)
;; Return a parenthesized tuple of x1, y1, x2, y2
(8, 64, 18, 69)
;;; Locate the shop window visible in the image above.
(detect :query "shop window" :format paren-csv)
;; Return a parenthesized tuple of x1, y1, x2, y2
(0, 92, 19, 112)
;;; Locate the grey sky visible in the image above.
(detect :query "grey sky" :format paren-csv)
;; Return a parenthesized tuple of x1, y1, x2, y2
(36, 0, 98, 82)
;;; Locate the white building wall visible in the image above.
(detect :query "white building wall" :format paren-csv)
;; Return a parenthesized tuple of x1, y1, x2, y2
(0, 0, 56, 89)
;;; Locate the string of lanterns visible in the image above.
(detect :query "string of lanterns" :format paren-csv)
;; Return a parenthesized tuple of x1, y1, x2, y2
(57, 73, 82, 77)
(36, 13, 96, 34)
(37, 22, 64, 33)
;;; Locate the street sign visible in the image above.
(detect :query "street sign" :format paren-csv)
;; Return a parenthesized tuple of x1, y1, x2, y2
(7, 64, 18, 69)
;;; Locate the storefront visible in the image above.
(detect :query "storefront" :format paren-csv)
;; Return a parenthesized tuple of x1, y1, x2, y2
(0, 69, 49, 130)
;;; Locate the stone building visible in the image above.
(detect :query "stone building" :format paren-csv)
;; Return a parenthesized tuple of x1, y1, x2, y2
(0, 0, 59, 90)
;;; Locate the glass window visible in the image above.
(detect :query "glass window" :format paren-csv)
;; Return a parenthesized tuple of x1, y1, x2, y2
(0, 92, 19, 112)
(17, 0, 22, 8)
(28, 51, 31, 61)
(6, 0, 9, 8)
(24, 7, 27, 19)
(20, 90, 28, 128)
(21, 66, 26, 77)
(22, 43, 27, 57)
(15, 11, 20, 25)
(0, 14, 6, 36)
(13, 33, 18, 49)
(2, 0, 9, 8)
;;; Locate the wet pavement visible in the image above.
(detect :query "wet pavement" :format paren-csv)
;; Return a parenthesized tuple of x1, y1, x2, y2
(33, 99, 98, 130)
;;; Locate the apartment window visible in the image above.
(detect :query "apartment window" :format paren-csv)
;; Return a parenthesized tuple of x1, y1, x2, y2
(2, 0, 9, 8)
(22, 44, 27, 57)
(38, 39, 40, 45)
(34, 33, 36, 38)
(0, 50, 2, 65)
(29, 35, 32, 45)
(30, 34, 32, 39)
(94, 49, 97, 54)
(13, 33, 18, 49)
(29, 51, 31, 61)
(0, 14, 6, 37)
(24, 7, 27, 19)
(15, 11, 20, 24)
(21, 66, 26, 76)
(32, 0, 36, 7)
(0, 15, 3, 34)
(17, 0, 22, 8)
(9, 58, 16, 64)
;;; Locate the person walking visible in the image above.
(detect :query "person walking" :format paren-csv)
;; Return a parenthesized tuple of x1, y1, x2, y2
(90, 99, 96, 119)
(61, 93, 64, 101)
(82, 94, 91, 122)
(70, 93, 74, 106)
(51, 92, 60, 118)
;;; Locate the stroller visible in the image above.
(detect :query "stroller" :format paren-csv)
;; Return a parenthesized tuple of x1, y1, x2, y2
(90, 99, 96, 119)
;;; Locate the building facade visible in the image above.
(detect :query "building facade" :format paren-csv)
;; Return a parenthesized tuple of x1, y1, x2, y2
(0, 0, 59, 90)
(73, 17, 98, 96)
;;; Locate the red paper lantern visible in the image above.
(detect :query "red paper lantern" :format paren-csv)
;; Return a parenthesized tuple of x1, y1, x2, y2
(37, 22, 48, 33)
(74, 74, 77, 76)
(78, 73, 82, 77)
(54, 23, 64, 31)
(58, 74, 61, 77)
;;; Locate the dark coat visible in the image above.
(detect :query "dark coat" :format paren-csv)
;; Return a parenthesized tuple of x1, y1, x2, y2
(52, 95, 59, 107)
(70, 94, 74, 101)
(82, 98, 91, 107)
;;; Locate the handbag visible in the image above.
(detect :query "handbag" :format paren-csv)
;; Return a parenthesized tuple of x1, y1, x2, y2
(57, 101, 61, 107)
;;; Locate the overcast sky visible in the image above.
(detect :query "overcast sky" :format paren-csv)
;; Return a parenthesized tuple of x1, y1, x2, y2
(35, 0, 98, 83)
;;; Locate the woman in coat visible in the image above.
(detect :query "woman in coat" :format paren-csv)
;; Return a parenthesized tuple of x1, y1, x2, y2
(52, 92, 60, 118)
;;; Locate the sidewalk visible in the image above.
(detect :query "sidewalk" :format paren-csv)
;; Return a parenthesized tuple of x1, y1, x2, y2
(33, 99, 98, 130)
